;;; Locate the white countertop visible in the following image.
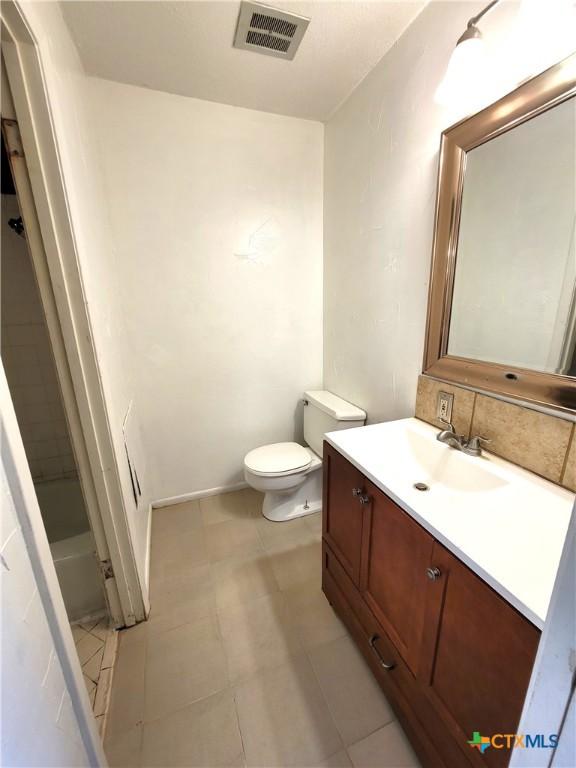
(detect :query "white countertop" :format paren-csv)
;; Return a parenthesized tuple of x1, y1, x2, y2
(325, 417, 575, 629)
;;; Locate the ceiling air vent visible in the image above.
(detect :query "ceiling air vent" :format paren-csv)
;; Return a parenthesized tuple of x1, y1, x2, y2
(233, 2, 310, 61)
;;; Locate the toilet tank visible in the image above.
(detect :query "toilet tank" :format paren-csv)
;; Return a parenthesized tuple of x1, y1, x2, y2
(303, 390, 366, 457)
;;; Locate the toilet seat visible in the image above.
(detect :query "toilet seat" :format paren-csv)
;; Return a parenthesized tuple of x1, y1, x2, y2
(244, 442, 312, 477)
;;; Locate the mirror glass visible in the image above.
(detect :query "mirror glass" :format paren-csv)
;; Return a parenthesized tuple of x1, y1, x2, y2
(447, 96, 576, 375)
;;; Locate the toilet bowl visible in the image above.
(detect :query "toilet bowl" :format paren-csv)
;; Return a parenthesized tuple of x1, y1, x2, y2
(244, 442, 323, 522)
(244, 391, 366, 522)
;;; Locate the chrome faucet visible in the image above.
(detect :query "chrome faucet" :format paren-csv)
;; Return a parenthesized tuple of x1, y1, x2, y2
(436, 421, 466, 450)
(436, 420, 490, 457)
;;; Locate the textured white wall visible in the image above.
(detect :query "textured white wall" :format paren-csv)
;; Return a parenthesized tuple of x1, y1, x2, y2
(12, 2, 150, 597)
(323, 0, 576, 423)
(89, 78, 323, 500)
(1, 439, 91, 767)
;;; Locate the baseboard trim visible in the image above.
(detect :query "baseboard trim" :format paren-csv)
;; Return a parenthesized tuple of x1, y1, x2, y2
(143, 502, 152, 614)
(152, 481, 249, 509)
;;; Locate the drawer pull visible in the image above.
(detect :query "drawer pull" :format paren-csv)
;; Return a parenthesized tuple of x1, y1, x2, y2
(426, 566, 442, 581)
(352, 488, 371, 505)
(369, 634, 396, 670)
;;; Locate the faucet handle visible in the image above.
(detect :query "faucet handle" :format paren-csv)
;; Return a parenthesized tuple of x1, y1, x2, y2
(466, 435, 491, 454)
(438, 416, 455, 433)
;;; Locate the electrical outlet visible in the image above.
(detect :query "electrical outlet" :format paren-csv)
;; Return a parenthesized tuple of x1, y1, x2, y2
(437, 391, 454, 423)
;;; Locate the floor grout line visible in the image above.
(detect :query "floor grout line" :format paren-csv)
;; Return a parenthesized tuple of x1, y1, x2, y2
(304, 638, 347, 757)
(231, 687, 247, 768)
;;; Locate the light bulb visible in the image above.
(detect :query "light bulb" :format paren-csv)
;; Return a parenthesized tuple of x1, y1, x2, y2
(435, 35, 486, 106)
(511, 0, 576, 80)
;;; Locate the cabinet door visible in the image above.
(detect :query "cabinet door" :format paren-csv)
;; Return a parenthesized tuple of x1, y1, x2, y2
(322, 443, 365, 585)
(419, 542, 540, 768)
(360, 480, 435, 675)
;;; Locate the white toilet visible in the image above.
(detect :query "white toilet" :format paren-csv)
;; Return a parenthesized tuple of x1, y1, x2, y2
(244, 390, 366, 522)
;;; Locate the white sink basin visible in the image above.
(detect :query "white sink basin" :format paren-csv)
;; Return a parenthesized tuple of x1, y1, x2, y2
(325, 417, 574, 627)
(404, 428, 508, 493)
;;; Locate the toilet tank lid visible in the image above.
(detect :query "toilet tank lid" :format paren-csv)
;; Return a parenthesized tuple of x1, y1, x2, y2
(304, 390, 366, 421)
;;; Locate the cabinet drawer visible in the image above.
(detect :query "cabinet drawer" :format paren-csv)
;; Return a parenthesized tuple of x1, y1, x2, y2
(323, 541, 475, 768)
(323, 541, 414, 695)
(323, 542, 404, 681)
(360, 594, 482, 768)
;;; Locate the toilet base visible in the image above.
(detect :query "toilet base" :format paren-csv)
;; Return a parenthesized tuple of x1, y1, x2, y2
(262, 469, 322, 522)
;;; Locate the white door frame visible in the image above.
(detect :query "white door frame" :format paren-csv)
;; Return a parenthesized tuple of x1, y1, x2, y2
(1, 1, 146, 626)
(510, 501, 576, 767)
(1, 112, 124, 624)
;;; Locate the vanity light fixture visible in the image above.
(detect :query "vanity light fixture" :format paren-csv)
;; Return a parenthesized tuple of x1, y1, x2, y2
(435, 0, 502, 105)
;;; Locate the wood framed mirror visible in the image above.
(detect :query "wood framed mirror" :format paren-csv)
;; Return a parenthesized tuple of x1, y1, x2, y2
(424, 53, 576, 414)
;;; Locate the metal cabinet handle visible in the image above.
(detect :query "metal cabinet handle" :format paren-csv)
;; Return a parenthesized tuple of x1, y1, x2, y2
(352, 488, 371, 505)
(369, 634, 395, 670)
(426, 566, 441, 581)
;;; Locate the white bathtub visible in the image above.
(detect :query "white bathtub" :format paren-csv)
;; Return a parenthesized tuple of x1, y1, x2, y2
(34, 477, 90, 543)
(34, 476, 105, 621)
(49, 531, 105, 622)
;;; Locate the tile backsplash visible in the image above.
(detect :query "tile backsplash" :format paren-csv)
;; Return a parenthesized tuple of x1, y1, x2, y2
(415, 375, 576, 490)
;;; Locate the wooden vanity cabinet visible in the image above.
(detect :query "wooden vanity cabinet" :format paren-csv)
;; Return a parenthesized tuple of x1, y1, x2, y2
(322, 443, 540, 768)
(322, 443, 365, 585)
(419, 542, 540, 768)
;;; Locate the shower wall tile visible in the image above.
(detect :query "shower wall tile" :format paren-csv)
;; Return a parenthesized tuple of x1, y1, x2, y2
(1, 333, 76, 480)
(1, 208, 76, 482)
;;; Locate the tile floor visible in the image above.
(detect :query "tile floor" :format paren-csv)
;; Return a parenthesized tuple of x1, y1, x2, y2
(71, 616, 117, 731)
(104, 489, 421, 768)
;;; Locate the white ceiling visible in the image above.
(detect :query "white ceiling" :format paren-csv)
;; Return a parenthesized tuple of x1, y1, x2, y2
(61, 1, 426, 122)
